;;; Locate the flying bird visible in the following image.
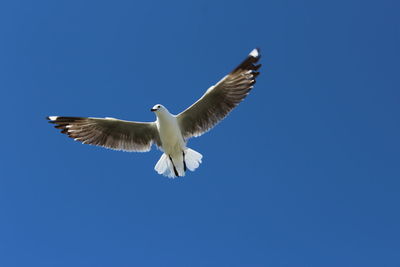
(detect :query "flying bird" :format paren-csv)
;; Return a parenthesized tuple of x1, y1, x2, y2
(47, 48, 261, 178)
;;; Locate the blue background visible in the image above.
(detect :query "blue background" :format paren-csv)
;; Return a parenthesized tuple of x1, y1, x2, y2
(1, 0, 399, 266)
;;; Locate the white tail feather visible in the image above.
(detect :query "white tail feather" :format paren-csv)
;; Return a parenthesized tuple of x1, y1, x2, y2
(154, 153, 175, 178)
(184, 148, 203, 171)
(154, 148, 203, 178)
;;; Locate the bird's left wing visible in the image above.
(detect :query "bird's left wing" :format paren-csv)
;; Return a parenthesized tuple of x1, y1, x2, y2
(177, 48, 261, 139)
(47, 116, 161, 152)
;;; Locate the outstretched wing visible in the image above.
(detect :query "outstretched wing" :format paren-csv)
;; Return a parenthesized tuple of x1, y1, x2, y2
(47, 116, 161, 152)
(177, 48, 261, 139)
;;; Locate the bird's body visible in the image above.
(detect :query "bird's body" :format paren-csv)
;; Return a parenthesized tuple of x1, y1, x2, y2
(153, 106, 190, 177)
(155, 107, 185, 155)
(47, 48, 261, 178)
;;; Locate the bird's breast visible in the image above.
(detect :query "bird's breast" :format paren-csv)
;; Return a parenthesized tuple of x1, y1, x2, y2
(156, 115, 185, 153)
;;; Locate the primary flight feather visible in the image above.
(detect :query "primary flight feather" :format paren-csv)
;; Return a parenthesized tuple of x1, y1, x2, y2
(47, 48, 261, 178)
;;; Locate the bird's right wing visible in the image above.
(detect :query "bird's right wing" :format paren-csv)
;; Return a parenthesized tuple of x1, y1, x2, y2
(177, 48, 261, 139)
(47, 116, 161, 152)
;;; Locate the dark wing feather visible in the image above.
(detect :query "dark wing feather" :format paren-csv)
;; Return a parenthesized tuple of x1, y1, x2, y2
(47, 116, 161, 152)
(177, 48, 261, 138)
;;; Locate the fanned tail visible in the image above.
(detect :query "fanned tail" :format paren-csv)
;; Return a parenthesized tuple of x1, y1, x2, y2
(154, 148, 203, 178)
(184, 148, 202, 172)
(154, 153, 175, 178)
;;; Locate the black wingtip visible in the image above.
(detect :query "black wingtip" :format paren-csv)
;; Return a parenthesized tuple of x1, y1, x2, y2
(232, 48, 261, 73)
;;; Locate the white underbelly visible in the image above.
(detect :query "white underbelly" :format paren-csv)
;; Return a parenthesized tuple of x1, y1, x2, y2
(157, 117, 186, 155)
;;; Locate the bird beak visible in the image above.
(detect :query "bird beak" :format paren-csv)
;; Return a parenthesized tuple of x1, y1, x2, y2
(150, 108, 157, 112)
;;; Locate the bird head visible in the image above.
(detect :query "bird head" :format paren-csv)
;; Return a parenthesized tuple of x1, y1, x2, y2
(150, 104, 164, 112)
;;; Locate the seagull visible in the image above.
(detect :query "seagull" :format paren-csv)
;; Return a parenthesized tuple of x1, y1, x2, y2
(47, 48, 261, 178)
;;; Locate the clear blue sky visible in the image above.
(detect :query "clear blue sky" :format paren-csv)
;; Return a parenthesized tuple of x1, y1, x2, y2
(1, 0, 399, 266)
